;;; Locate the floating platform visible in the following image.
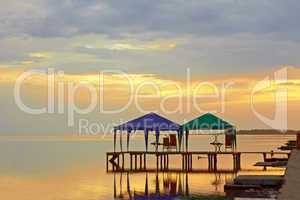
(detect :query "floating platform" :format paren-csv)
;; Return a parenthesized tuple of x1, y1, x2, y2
(233, 175, 284, 187)
(265, 158, 288, 162)
(225, 175, 284, 198)
(254, 161, 287, 167)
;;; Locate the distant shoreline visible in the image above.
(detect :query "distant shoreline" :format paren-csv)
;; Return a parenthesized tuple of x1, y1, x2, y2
(0, 129, 298, 140)
(238, 130, 298, 135)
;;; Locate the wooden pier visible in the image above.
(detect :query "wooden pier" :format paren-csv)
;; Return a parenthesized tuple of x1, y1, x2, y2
(106, 151, 290, 173)
(278, 150, 300, 200)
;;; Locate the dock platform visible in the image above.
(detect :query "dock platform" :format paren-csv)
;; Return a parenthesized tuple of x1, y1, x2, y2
(106, 151, 290, 172)
(278, 150, 300, 200)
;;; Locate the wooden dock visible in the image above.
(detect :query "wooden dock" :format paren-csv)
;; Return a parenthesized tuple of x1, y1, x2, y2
(278, 150, 300, 200)
(106, 151, 290, 173)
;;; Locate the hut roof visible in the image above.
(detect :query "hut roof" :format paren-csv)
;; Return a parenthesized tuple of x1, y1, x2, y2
(114, 112, 180, 132)
(182, 113, 234, 130)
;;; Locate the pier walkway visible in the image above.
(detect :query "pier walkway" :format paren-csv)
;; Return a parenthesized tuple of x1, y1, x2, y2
(279, 150, 300, 200)
(106, 151, 290, 173)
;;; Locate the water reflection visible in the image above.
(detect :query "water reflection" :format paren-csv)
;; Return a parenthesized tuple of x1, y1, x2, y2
(113, 172, 236, 200)
(0, 135, 292, 200)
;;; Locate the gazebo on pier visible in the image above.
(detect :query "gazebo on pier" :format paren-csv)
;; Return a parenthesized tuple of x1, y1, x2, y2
(182, 113, 237, 151)
(107, 113, 290, 172)
(113, 112, 182, 152)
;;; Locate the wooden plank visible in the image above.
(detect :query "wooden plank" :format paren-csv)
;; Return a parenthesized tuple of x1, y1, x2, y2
(279, 150, 300, 200)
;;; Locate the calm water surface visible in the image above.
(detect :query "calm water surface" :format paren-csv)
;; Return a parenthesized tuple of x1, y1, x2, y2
(0, 134, 294, 200)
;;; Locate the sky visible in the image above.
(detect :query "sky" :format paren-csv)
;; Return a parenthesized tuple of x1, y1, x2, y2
(0, 0, 300, 135)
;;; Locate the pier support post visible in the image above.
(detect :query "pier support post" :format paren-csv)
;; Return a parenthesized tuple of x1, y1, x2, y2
(156, 154, 159, 170)
(232, 153, 241, 172)
(189, 154, 192, 171)
(163, 154, 165, 170)
(140, 154, 142, 169)
(263, 153, 267, 161)
(160, 154, 163, 170)
(182, 154, 186, 171)
(182, 154, 185, 170)
(135, 154, 137, 170)
(188, 154, 189, 170)
(122, 153, 125, 170)
(117, 154, 120, 167)
(106, 154, 109, 172)
(213, 154, 217, 171)
(130, 154, 133, 170)
(237, 153, 241, 170)
(233, 154, 236, 171)
(167, 154, 169, 169)
(144, 153, 146, 170)
(208, 154, 211, 171)
(186, 154, 191, 171)
(164, 154, 167, 170)
(232, 153, 237, 171)
(184, 154, 187, 171)
(263, 153, 267, 170)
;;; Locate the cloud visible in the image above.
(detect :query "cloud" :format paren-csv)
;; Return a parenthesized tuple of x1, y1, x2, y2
(1, 1, 300, 75)
(81, 42, 177, 51)
(2, 1, 300, 134)
(0, 0, 300, 40)
(29, 52, 51, 59)
(20, 60, 34, 65)
(0, 66, 300, 134)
